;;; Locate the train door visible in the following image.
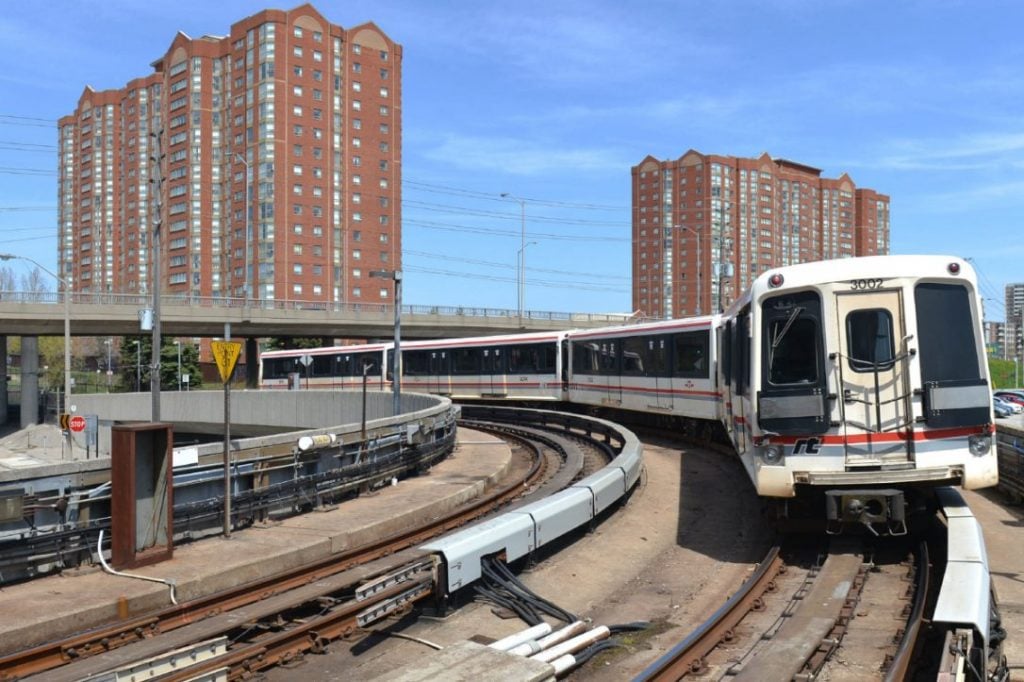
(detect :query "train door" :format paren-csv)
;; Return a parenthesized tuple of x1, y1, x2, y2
(430, 350, 449, 395)
(484, 347, 506, 396)
(600, 339, 622, 405)
(834, 290, 914, 466)
(650, 336, 671, 411)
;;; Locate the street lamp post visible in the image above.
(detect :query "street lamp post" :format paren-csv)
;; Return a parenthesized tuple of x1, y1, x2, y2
(0, 253, 72, 414)
(235, 153, 251, 302)
(174, 340, 182, 391)
(369, 269, 402, 416)
(500, 193, 527, 325)
(104, 338, 112, 391)
(517, 240, 538, 322)
(135, 340, 142, 392)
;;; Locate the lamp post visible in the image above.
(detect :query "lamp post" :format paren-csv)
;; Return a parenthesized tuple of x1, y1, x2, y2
(517, 240, 538, 322)
(0, 253, 72, 414)
(104, 338, 112, 391)
(174, 340, 182, 391)
(135, 340, 142, 392)
(500, 193, 527, 325)
(235, 153, 251, 302)
(369, 269, 402, 416)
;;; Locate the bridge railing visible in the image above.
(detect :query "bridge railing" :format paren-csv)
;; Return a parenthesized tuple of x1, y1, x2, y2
(0, 290, 638, 325)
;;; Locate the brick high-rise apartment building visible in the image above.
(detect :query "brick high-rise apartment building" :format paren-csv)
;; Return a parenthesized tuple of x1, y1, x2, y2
(632, 151, 890, 319)
(57, 4, 401, 306)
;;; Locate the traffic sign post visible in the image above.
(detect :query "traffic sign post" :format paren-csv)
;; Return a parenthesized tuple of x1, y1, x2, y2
(211, 341, 242, 384)
(215, 330, 240, 538)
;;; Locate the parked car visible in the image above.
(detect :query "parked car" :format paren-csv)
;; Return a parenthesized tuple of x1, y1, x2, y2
(994, 397, 1013, 418)
(994, 391, 1024, 410)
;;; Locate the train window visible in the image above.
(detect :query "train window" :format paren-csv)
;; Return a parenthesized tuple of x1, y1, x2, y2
(509, 344, 555, 373)
(572, 341, 600, 374)
(312, 354, 333, 377)
(673, 331, 708, 378)
(621, 337, 646, 376)
(721, 321, 733, 384)
(649, 336, 670, 375)
(356, 353, 378, 376)
(765, 300, 820, 386)
(736, 308, 750, 395)
(914, 283, 980, 383)
(403, 350, 430, 376)
(845, 309, 895, 372)
(598, 341, 619, 375)
(263, 357, 289, 379)
(452, 347, 480, 375)
(482, 348, 506, 374)
(356, 350, 380, 376)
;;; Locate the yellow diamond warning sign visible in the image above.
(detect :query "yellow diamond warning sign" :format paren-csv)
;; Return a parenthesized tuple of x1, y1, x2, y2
(211, 340, 242, 384)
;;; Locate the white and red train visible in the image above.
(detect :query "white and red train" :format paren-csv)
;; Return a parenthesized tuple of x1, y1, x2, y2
(261, 255, 999, 530)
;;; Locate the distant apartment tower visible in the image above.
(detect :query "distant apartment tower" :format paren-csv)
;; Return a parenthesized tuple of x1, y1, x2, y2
(57, 4, 402, 305)
(1005, 283, 1024, 362)
(631, 151, 890, 319)
(984, 320, 1005, 359)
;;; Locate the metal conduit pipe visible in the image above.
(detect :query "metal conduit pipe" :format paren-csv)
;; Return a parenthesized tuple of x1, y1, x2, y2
(96, 530, 178, 605)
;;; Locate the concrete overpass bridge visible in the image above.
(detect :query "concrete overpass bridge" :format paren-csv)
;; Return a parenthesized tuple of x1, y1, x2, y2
(0, 292, 631, 339)
(0, 291, 636, 428)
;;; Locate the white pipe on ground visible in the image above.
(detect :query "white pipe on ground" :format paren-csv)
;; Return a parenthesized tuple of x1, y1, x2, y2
(530, 626, 610, 663)
(489, 622, 553, 651)
(509, 621, 587, 656)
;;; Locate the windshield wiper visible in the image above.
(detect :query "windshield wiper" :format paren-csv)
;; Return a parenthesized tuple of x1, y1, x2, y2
(769, 306, 804, 369)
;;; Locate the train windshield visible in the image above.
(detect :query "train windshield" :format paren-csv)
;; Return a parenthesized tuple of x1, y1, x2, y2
(767, 305, 820, 385)
(845, 309, 896, 372)
(914, 282, 990, 428)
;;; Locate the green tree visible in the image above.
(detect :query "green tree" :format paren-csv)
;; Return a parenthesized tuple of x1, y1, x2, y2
(162, 340, 203, 390)
(119, 336, 205, 391)
(264, 336, 327, 351)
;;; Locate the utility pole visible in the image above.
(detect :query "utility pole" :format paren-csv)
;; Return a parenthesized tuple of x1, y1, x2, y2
(149, 130, 165, 422)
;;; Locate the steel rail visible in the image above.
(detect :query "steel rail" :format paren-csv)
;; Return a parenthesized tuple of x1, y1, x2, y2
(634, 544, 785, 681)
(0, 419, 552, 678)
(883, 541, 930, 681)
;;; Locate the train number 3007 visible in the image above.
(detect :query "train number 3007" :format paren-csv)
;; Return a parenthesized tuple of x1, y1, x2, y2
(849, 278, 884, 290)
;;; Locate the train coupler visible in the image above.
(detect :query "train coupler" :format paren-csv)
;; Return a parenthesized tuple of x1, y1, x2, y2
(825, 488, 907, 536)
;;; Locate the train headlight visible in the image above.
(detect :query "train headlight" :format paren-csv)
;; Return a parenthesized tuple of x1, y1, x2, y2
(760, 445, 785, 465)
(968, 434, 991, 457)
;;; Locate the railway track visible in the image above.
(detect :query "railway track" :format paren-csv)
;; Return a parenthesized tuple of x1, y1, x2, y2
(0, 413, 617, 681)
(632, 497, 1008, 682)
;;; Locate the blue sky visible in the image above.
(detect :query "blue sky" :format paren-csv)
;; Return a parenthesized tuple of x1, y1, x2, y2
(1, 1, 1022, 320)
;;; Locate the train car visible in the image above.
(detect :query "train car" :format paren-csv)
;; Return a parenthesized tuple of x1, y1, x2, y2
(400, 331, 565, 402)
(260, 342, 389, 390)
(564, 317, 720, 423)
(720, 255, 998, 531)
(259, 332, 565, 402)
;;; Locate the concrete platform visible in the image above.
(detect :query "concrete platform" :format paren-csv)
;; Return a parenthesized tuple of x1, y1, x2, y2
(0, 427, 511, 657)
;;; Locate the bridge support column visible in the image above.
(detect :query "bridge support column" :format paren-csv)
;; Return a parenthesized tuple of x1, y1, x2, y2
(20, 336, 39, 428)
(246, 337, 259, 389)
(0, 336, 7, 425)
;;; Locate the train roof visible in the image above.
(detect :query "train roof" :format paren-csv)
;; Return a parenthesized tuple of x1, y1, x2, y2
(565, 315, 717, 340)
(723, 254, 976, 318)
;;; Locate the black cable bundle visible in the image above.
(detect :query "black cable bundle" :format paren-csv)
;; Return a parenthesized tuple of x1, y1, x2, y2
(473, 556, 578, 626)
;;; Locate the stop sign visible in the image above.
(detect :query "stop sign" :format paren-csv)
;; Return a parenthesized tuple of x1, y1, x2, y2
(69, 415, 87, 433)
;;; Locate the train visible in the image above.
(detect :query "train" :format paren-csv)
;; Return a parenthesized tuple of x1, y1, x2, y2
(261, 255, 999, 532)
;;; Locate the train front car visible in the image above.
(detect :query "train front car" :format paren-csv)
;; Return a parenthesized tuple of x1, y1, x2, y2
(727, 255, 998, 534)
